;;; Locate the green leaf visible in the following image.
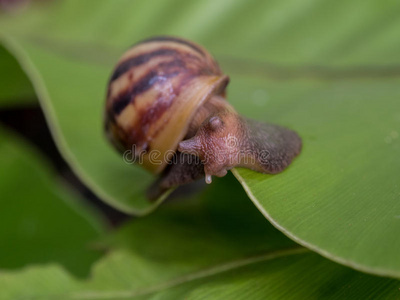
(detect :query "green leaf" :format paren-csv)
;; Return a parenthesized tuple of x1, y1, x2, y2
(1, 0, 400, 278)
(0, 44, 35, 106)
(0, 126, 104, 277)
(231, 77, 400, 278)
(0, 176, 399, 299)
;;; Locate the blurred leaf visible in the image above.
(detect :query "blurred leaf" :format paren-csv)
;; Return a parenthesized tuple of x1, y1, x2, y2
(0, 176, 399, 299)
(0, 0, 400, 278)
(0, 126, 104, 277)
(0, 44, 35, 106)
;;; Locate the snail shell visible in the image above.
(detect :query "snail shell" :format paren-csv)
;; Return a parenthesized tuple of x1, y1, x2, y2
(105, 36, 229, 174)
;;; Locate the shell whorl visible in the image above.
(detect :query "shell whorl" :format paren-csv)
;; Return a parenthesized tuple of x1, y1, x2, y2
(105, 36, 229, 174)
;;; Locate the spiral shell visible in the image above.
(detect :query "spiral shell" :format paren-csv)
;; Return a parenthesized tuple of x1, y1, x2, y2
(105, 36, 229, 174)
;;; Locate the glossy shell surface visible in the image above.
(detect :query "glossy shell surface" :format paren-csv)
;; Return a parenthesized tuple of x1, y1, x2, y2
(105, 36, 229, 174)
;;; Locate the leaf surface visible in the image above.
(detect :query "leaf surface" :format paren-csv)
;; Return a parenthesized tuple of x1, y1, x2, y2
(0, 126, 104, 277)
(0, 176, 399, 299)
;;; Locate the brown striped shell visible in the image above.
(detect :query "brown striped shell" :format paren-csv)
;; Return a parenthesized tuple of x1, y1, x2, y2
(105, 36, 229, 174)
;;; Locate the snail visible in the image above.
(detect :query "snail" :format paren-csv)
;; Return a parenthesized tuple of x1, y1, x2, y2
(105, 36, 302, 198)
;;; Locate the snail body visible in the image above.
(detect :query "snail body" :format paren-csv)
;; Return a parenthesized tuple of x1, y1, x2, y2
(105, 36, 302, 197)
(179, 111, 302, 183)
